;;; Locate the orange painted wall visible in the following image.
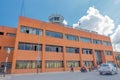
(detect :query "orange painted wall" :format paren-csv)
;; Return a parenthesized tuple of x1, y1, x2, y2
(0, 26, 16, 71)
(0, 16, 116, 74)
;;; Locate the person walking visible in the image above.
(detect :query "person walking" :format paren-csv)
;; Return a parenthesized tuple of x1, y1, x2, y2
(70, 65, 74, 72)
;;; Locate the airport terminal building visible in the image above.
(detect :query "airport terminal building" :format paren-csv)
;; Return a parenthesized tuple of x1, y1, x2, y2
(0, 15, 116, 74)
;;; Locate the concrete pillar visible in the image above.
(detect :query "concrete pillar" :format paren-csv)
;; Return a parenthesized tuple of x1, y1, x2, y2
(79, 48, 83, 67)
(102, 50, 107, 63)
(41, 44, 45, 72)
(63, 46, 67, 71)
(92, 49, 97, 66)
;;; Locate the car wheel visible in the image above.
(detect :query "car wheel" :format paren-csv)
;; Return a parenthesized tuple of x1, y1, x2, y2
(111, 71, 114, 75)
(99, 72, 103, 75)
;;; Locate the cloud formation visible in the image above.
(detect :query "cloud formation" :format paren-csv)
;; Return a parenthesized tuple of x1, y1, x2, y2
(73, 7, 115, 36)
(73, 6, 120, 51)
(111, 25, 120, 51)
(63, 20, 68, 25)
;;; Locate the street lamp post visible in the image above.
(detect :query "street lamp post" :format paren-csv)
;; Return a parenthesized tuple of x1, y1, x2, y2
(4, 48, 11, 77)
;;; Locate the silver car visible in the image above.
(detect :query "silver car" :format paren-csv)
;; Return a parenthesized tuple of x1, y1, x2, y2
(99, 63, 118, 75)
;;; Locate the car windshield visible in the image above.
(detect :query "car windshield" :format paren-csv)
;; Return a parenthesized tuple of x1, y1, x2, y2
(101, 64, 109, 67)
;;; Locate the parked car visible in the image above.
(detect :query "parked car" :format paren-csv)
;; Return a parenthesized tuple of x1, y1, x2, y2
(99, 63, 118, 75)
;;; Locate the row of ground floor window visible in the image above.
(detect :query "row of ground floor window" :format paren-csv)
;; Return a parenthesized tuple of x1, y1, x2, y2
(1, 60, 114, 69)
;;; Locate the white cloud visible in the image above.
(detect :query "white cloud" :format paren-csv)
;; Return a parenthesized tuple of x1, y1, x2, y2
(111, 25, 120, 51)
(63, 20, 68, 25)
(73, 6, 120, 52)
(73, 7, 115, 36)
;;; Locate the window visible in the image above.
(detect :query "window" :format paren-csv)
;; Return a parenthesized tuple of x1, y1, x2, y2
(16, 60, 41, 69)
(54, 17, 59, 21)
(66, 47, 79, 53)
(83, 61, 93, 67)
(107, 61, 114, 64)
(45, 61, 63, 68)
(93, 39, 102, 44)
(46, 30, 63, 39)
(46, 45, 63, 52)
(65, 34, 78, 41)
(0, 32, 4, 35)
(6, 33, 16, 36)
(4, 47, 14, 51)
(0, 46, 1, 50)
(20, 26, 42, 35)
(82, 48, 92, 54)
(18, 42, 42, 51)
(105, 51, 112, 55)
(80, 37, 91, 43)
(67, 61, 80, 67)
(103, 41, 111, 46)
(1, 62, 12, 69)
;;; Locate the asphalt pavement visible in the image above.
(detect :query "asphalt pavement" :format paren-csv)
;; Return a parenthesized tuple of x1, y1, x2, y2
(0, 70, 120, 80)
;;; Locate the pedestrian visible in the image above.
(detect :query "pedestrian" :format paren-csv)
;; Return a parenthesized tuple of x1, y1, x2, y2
(89, 66, 91, 72)
(70, 65, 74, 72)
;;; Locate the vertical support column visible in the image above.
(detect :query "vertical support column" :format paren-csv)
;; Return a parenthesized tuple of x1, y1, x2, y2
(92, 49, 97, 66)
(41, 29, 45, 72)
(112, 51, 117, 64)
(41, 44, 45, 72)
(63, 46, 67, 71)
(79, 48, 83, 67)
(102, 50, 107, 63)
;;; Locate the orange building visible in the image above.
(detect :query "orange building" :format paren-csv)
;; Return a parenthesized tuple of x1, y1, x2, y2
(0, 16, 116, 74)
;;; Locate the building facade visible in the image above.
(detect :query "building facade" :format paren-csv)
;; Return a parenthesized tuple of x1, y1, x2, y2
(0, 16, 116, 74)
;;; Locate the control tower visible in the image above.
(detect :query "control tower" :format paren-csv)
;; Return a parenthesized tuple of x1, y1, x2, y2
(48, 14, 64, 25)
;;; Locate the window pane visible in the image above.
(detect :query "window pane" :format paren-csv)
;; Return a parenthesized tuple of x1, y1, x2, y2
(46, 45, 63, 52)
(65, 34, 78, 41)
(16, 60, 41, 69)
(66, 61, 80, 67)
(20, 25, 42, 36)
(18, 42, 42, 51)
(80, 37, 91, 43)
(66, 47, 79, 53)
(93, 39, 102, 44)
(46, 30, 63, 39)
(45, 61, 63, 68)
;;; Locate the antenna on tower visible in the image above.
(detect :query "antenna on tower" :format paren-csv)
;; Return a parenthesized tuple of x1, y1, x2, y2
(20, 0, 25, 16)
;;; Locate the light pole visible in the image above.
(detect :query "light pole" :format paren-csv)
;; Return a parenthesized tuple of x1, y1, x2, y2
(4, 48, 11, 78)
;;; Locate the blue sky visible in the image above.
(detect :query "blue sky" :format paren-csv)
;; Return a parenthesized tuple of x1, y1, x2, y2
(1, 0, 120, 51)
(0, 0, 120, 27)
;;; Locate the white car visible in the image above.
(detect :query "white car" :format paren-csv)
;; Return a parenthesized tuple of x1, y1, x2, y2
(99, 63, 118, 75)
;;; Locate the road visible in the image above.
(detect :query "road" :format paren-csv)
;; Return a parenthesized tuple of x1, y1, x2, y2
(0, 71, 120, 80)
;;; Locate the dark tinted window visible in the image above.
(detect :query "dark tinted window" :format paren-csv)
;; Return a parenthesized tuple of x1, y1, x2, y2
(0, 32, 4, 35)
